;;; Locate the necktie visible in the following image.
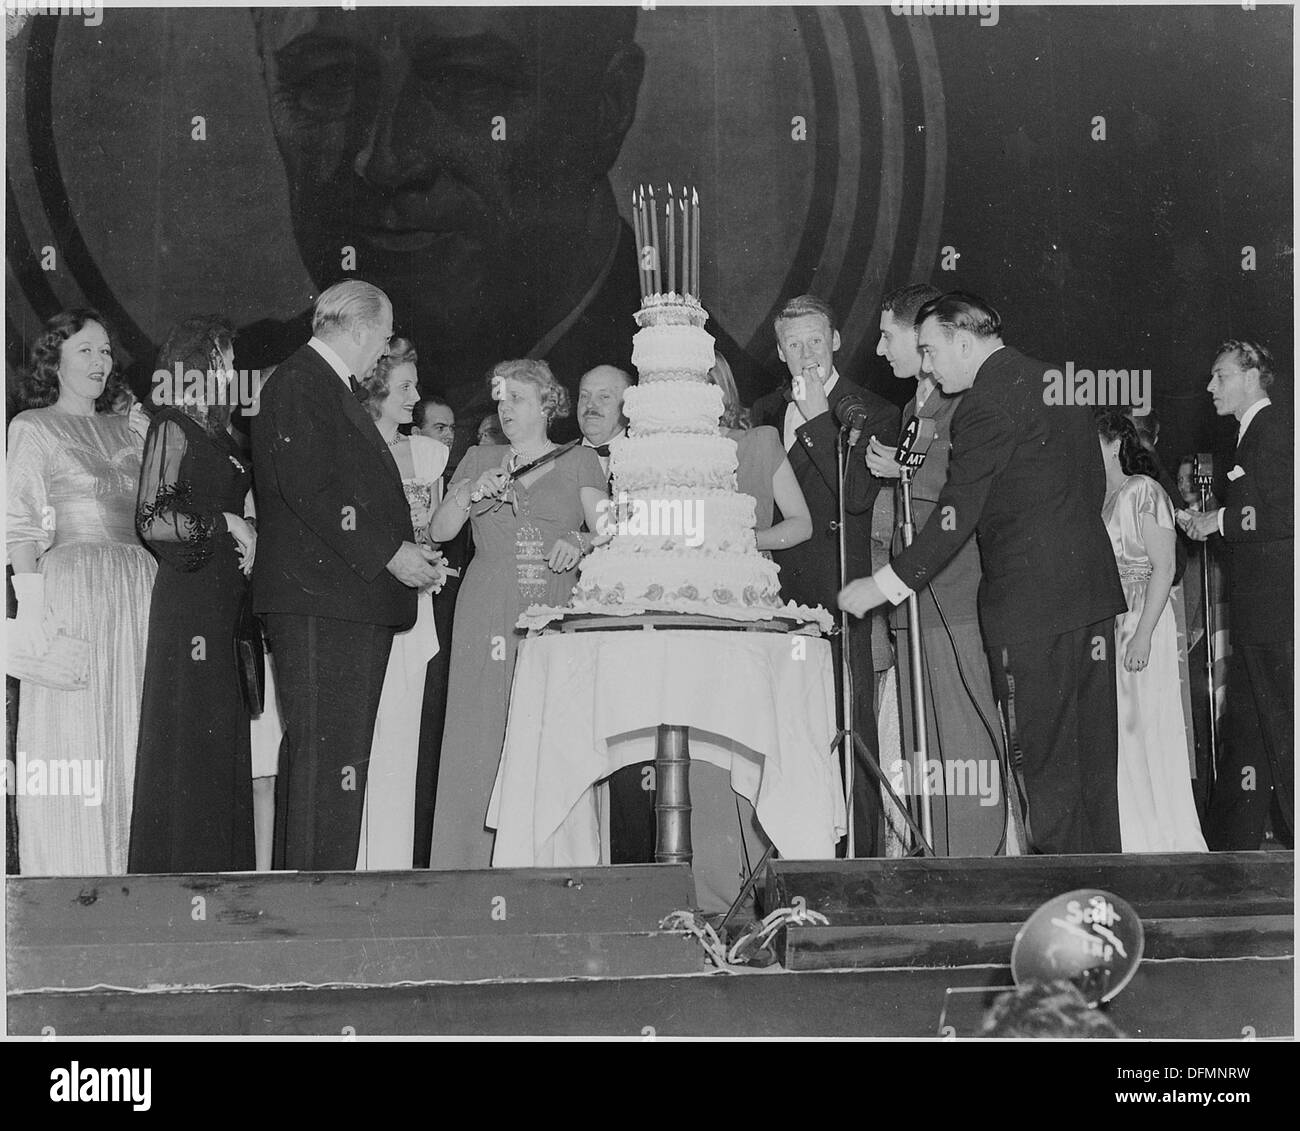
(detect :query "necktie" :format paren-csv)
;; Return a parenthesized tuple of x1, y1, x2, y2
(594, 444, 611, 457)
(349, 375, 365, 401)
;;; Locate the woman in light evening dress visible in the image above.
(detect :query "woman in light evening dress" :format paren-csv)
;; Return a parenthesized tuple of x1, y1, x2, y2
(1096, 410, 1206, 852)
(129, 317, 257, 873)
(429, 360, 607, 869)
(355, 340, 450, 869)
(6, 310, 157, 875)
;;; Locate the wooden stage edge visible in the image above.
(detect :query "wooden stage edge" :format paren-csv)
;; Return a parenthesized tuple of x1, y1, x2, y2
(6, 851, 1294, 1038)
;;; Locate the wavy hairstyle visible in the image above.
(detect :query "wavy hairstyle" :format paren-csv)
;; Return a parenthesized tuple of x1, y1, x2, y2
(21, 309, 128, 414)
(773, 293, 837, 337)
(880, 282, 943, 327)
(708, 351, 750, 429)
(914, 291, 1002, 340)
(360, 337, 418, 420)
(1095, 407, 1161, 481)
(154, 315, 236, 436)
(486, 358, 571, 429)
(1216, 339, 1277, 392)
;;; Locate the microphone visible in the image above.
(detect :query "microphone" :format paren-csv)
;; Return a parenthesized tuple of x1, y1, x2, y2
(833, 393, 874, 435)
(896, 416, 939, 470)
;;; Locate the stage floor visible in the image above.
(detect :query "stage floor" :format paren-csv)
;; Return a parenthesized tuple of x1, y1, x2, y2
(6, 852, 1293, 1038)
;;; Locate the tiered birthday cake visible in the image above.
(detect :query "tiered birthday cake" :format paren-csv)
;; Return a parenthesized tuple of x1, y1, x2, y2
(520, 295, 830, 631)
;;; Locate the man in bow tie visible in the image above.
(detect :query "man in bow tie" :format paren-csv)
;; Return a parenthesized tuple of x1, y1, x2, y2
(252, 280, 443, 869)
(749, 294, 899, 856)
(1179, 340, 1293, 850)
(577, 364, 633, 476)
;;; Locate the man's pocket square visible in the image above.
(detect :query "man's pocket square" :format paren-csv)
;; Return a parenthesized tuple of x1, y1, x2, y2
(1227, 465, 1246, 481)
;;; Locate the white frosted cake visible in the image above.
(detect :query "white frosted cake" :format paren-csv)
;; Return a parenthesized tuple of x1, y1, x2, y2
(521, 294, 830, 631)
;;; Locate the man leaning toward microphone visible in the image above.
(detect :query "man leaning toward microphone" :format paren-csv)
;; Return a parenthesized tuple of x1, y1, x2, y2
(838, 291, 1125, 855)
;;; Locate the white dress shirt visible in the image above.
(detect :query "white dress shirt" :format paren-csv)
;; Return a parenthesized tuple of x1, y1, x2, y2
(782, 368, 841, 452)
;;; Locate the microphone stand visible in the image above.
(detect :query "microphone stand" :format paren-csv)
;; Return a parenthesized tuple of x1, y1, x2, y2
(897, 463, 936, 848)
(833, 423, 932, 858)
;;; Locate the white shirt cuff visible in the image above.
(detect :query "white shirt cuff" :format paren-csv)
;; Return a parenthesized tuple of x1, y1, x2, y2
(874, 564, 912, 606)
(1216, 508, 1225, 535)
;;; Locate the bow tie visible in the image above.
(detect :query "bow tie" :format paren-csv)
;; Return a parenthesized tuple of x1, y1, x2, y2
(348, 375, 365, 401)
(593, 444, 611, 457)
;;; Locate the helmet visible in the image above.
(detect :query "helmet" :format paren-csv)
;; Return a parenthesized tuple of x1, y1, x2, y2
(1011, 889, 1144, 1005)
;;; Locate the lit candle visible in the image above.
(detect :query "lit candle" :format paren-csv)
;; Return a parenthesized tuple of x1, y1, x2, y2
(692, 188, 700, 302)
(648, 185, 662, 295)
(631, 189, 645, 300)
(639, 185, 652, 292)
(666, 182, 675, 297)
(680, 189, 690, 297)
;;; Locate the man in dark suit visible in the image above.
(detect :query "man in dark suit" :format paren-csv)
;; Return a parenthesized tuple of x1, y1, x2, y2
(750, 295, 899, 856)
(252, 280, 444, 870)
(839, 292, 1126, 855)
(1179, 340, 1293, 850)
(865, 283, 1006, 856)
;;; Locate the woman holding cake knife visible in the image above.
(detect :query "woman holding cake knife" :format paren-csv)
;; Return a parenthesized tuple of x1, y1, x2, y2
(428, 359, 609, 868)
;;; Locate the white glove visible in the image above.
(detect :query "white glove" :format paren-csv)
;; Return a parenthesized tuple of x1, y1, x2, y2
(9, 573, 53, 654)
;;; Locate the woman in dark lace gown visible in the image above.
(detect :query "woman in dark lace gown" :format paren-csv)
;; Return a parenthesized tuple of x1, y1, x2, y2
(128, 317, 258, 873)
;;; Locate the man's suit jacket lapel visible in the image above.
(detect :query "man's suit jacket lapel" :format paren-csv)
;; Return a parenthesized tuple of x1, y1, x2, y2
(310, 354, 405, 493)
(796, 377, 856, 494)
(1236, 405, 1267, 467)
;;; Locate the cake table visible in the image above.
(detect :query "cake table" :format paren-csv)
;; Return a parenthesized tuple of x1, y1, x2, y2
(487, 616, 846, 869)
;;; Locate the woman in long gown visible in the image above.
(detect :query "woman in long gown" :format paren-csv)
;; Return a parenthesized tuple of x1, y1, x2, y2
(128, 317, 258, 873)
(1096, 409, 1206, 852)
(429, 359, 607, 869)
(354, 339, 450, 870)
(694, 352, 813, 909)
(6, 310, 157, 875)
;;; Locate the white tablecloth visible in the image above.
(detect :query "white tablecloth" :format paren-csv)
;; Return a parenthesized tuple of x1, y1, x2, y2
(487, 628, 846, 866)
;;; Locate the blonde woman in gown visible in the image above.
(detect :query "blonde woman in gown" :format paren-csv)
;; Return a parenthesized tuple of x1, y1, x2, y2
(6, 310, 156, 875)
(1096, 410, 1206, 852)
(355, 341, 450, 869)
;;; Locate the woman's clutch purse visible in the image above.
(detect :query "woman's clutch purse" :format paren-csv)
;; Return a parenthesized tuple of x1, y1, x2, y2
(7, 628, 91, 691)
(234, 591, 265, 718)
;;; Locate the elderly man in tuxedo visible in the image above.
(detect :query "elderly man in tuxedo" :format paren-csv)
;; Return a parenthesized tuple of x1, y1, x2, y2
(1179, 340, 1293, 850)
(750, 295, 899, 856)
(252, 280, 443, 870)
(840, 292, 1126, 855)
(866, 283, 1006, 856)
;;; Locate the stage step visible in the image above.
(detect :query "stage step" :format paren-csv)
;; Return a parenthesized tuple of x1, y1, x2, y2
(763, 852, 1293, 970)
(7, 865, 703, 990)
(8, 957, 1292, 1038)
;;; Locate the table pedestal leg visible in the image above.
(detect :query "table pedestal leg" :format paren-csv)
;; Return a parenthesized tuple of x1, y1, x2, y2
(655, 724, 692, 864)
